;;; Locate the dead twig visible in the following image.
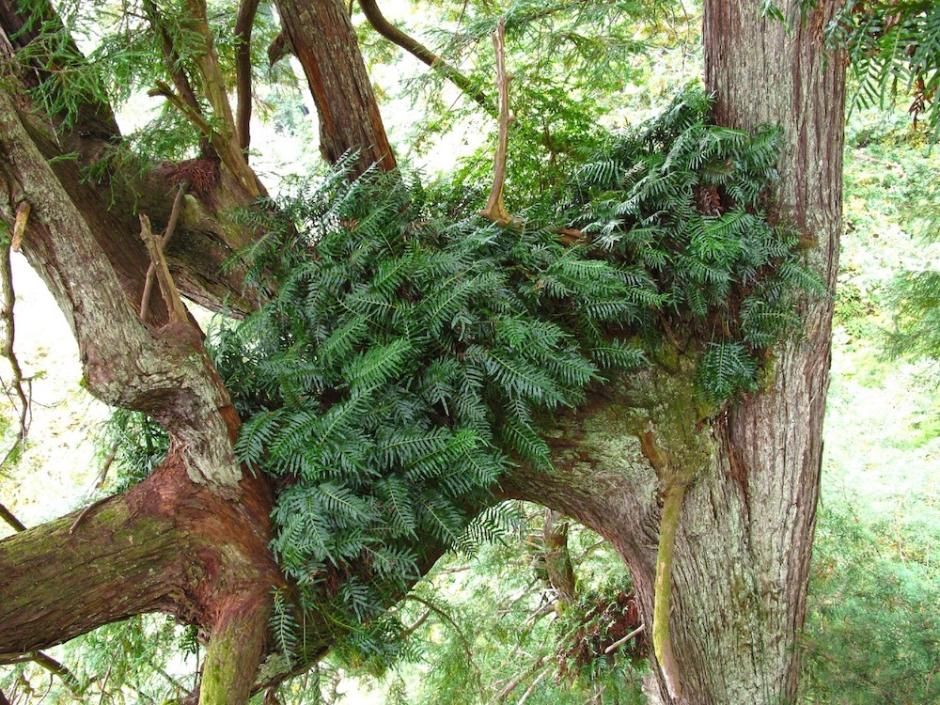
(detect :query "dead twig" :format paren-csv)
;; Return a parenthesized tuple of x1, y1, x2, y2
(139, 183, 188, 323)
(0, 500, 25, 532)
(603, 623, 645, 654)
(0, 212, 32, 475)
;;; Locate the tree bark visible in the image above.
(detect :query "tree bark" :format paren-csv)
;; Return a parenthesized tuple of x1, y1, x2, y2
(0, 451, 280, 658)
(503, 2, 845, 703)
(274, 0, 396, 175)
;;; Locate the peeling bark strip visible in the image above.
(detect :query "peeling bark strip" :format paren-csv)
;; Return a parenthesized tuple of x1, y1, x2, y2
(274, 0, 396, 175)
(480, 18, 515, 226)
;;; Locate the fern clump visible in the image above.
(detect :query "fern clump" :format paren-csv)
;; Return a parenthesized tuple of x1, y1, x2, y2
(210, 86, 818, 653)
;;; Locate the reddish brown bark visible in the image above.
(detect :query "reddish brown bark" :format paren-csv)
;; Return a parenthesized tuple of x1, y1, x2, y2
(274, 0, 396, 175)
(0, 453, 279, 658)
(500, 3, 846, 703)
(0, 1, 847, 703)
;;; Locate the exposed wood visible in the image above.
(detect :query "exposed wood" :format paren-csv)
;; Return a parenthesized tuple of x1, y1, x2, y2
(480, 18, 515, 225)
(11, 201, 28, 251)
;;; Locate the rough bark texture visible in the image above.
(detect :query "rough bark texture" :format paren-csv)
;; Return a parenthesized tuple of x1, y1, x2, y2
(0, 451, 280, 658)
(275, 0, 396, 175)
(0, 0, 270, 318)
(542, 510, 577, 604)
(502, 2, 845, 703)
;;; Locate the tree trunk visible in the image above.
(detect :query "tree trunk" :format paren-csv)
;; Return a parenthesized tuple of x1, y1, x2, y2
(275, 0, 396, 175)
(504, 2, 845, 703)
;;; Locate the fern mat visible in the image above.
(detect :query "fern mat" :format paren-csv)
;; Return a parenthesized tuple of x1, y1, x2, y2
(155, 86, 821, 662)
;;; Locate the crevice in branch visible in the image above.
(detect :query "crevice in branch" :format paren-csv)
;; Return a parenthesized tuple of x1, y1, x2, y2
(358, 0, 492, 113)
(479, 17, 515, 226)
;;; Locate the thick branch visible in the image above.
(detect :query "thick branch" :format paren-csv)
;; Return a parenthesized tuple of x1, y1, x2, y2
(198, 595, 270, 705)
(0, 450, 280, 660)
(274, 0, 396, 175)
(0, 488, 188, 655)
(235, 0, 261, 154)
(0, 87, 242, 489)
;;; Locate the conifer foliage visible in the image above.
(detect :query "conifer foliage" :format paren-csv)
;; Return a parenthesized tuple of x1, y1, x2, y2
(209, 87, 818, 653)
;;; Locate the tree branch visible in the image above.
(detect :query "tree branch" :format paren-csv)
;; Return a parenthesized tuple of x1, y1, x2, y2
(235, 0, 261, 154)
(140, 183, 188, 323)
(358, 0, 492, 113)
(603, 624, 645, 654)
(0, 502, 25, 532)
(142, 0, 205, 120)
(139, 214, 190, 325)
(0, 209, 31, 473)
(28, 651, 81, 697)
(198, 595, 270, 705)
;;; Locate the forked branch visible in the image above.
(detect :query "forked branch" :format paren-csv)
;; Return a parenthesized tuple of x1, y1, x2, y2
(139, 212, 189, 325)
(140, 183, 188, 323)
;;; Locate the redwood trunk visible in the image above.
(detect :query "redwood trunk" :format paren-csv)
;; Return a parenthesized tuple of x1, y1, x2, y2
(504, 2, 845, 703)
(275, 0, 396, 175)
